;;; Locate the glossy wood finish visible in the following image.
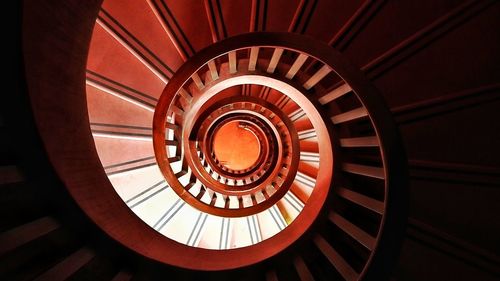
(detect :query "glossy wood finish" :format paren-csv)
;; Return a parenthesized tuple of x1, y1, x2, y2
(16, 0, 500, 280)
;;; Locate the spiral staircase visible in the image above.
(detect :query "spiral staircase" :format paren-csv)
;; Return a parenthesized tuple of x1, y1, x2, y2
(2, 0, 500, 280)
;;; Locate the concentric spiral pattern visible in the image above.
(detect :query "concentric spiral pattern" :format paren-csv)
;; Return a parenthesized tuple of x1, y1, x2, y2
(87, 30, 406, 273)
(151, 35, 336, 248)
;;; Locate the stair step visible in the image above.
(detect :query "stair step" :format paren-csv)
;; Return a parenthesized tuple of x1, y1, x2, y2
(0, 165, 24, 185)
(34, 247, 95, 281)
(0, 227, 83, 280)
(0, 217, 60, 255)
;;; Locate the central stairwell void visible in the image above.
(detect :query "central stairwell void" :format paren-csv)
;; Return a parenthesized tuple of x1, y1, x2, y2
(85, 6, 408, 276)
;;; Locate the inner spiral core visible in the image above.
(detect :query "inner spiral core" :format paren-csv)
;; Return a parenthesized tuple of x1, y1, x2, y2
(212, 121, 261, 171)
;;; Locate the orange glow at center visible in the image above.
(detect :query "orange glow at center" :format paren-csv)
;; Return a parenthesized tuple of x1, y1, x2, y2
(213, 121, 260, 171)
